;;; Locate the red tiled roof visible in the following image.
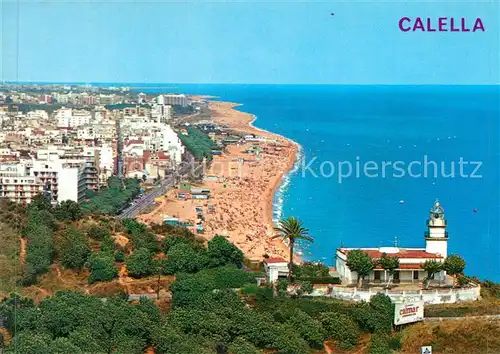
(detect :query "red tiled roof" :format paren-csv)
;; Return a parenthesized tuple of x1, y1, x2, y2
(337, 248, 443, 259)
(265, 257, 287, 264)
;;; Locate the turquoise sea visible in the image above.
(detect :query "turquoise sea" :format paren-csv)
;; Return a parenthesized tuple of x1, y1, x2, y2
(131, 84, 499, 281)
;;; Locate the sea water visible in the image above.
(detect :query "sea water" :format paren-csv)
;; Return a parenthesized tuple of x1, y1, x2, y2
(137, 84, 499, 281)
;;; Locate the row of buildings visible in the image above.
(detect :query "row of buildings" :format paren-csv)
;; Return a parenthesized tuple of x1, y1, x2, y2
(0, 89, 189, 205)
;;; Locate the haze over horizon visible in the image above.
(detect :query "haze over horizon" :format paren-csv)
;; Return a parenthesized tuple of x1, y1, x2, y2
(1, 0, 498, 85)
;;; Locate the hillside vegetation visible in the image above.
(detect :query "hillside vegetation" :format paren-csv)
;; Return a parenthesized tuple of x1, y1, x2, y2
(0, 196, 499, 353)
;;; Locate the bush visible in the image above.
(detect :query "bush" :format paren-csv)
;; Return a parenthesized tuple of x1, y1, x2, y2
(352, 294, 394, 333)
(299, 281, 313, 294)
(273, 324, 310, 354)
(368, 332, 391, 354)
(285, 309, 325, 348)
(320, 312, 359, 350)
(206, 235, 244, 268)
(228, 337, 260, 354)
(293, 262, 330, 278)
(87, 226, 110, 241)
(88, 252, 117, 283)
(458, 275, 470, 287)
(295, 276, 341, 284)
(126, 248, 155, 278)
(163, 243, 205, 274)
(115, 250, 125, 262)
(59, 228, 91, 270)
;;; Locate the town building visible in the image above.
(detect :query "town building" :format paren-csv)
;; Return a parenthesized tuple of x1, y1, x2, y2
(157, 94, 189, 107)
(263, 257, 289, 283)
(335, 200, 448, 285)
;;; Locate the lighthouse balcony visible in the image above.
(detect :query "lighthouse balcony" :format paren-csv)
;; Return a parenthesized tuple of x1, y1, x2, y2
(424, 231, 449, 238)
(426, 219, 447, 227)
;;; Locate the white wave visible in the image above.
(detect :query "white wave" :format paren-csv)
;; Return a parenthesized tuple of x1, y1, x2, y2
(272, 144, 304, 224)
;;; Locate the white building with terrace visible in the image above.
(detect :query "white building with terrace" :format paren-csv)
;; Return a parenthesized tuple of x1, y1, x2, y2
(336, 200, 449, 286)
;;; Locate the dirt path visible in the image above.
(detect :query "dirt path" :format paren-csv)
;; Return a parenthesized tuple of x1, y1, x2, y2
(0, 328, 12, 345)
(19, 236, 26, 264)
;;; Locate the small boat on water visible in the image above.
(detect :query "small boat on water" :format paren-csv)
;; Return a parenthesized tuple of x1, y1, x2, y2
(399, 200, 405, 204)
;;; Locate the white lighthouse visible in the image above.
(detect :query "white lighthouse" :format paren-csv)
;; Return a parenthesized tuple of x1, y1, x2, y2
(425, 200, 448, 258)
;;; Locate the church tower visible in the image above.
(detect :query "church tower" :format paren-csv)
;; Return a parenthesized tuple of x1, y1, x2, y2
(425, 200, 448, 258)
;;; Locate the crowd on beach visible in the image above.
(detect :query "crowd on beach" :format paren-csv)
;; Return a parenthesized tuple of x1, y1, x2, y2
(139, 101, 298, 261)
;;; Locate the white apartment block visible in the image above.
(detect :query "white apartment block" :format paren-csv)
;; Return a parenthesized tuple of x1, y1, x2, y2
(0, 162, 44, 204)
(77, 124, 115, 140)
(26, 110, 49, 121)
(151, 104, 172, 124)
(56, 108, 91, 128)
(157, 94, 189, 107)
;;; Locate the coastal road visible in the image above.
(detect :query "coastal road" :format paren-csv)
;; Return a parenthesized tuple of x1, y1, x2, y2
(118, 155, 199, 219)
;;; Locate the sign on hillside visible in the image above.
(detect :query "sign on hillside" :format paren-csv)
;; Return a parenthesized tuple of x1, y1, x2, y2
(421, 346, 432, 354)
(394, 300, 424, 325)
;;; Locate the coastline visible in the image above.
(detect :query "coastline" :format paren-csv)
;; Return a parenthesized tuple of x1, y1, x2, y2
(140, 100, 299, 261)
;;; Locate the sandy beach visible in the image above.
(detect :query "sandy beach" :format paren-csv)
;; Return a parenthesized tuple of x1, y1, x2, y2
(139, 100, 298, 261)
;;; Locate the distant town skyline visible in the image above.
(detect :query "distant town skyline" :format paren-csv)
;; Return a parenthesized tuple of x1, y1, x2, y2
(1, 0, 498, 85)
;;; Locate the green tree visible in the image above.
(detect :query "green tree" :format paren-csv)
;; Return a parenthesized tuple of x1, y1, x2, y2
(88, 252, 117, 283)
(273, 217, 313, 281)
(422, 260, 443, 289)
(126, 248, 155, 278)
(368, 332, 391, 354)
(49, 337, 84, 354)
(28, 193, 52, 212)
(87, 225, 110, 241)
(163, 243, 203, 274)
(206, 235, 244, 268)
(320, 312, 360, 350)
(346, 250, 375, 288)
(443, 254, 466, 287)
(273, 324, 310, 354)
(54, 200, 83, 221)
(284, 309, 325, 348)
(228, 337, 261, 354)
(378, 253, 399, 288)
(59, 228, 91, 269)
(6, 332, 52, 354)
(352, 294, 394, 334)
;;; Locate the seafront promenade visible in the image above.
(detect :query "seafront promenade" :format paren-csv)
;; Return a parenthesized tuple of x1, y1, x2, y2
(138, 100, 299, 261)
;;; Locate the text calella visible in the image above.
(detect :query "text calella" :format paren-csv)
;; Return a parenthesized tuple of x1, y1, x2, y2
(399, 17, 485, 32)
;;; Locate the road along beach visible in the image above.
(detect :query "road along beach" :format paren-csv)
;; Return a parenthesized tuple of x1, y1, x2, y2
(139, 100, 299, 261)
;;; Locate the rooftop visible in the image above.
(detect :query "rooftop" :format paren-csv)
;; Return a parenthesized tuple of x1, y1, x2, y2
(337, 248, 443, 259)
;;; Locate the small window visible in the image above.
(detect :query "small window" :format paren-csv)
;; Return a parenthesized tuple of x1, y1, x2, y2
(413, 271, 419, 280)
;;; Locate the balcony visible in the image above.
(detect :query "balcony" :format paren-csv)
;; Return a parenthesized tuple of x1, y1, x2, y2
(425, 231, 448, 239)
(426, 219, 447, 226)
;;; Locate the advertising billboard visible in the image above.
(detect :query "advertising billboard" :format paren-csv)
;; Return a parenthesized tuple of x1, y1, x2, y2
(394, 300, 424, 325)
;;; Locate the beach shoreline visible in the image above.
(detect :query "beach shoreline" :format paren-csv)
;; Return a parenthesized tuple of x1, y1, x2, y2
(140, 99, 300, 261)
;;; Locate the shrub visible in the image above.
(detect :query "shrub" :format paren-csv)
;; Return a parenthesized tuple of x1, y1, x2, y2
(115, 250, 125, 262)
(59, 228, 91, 270)
(285, 309, 325, 348)
(87, 226, 110, 241)
(228, 337, 260, 354)
(126, 248, 155, 278)
(368, 331, 391, 354)
(300, 281, 313, 294)
(320, 312, 359, 350)
(295, 276, 341, 284)
(88, 252, 117, 283)
(205, 235, 244, 268)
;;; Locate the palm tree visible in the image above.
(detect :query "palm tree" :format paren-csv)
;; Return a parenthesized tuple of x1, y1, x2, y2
(273, 217, 313, 281)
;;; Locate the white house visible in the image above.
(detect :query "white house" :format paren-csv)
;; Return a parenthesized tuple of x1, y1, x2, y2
(336, 200, 449, 285)
(263, 257, 289, 283)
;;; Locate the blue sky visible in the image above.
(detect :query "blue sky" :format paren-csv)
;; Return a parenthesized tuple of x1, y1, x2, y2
(1, 0, 498, 84)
